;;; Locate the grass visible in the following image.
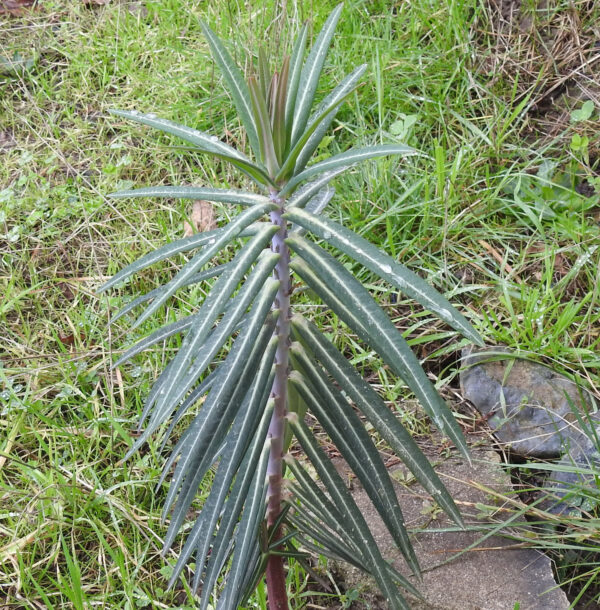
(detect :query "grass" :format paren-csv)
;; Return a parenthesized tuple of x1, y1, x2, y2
(1, 0, 599, 607)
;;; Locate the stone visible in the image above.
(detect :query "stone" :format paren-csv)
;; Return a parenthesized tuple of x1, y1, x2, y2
(335, 440, 569, 609)
(460, 347, 598, 458)
(460, 346, 600, 514)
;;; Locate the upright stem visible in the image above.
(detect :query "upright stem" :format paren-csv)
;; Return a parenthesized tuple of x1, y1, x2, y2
(265, 191, 290, 609)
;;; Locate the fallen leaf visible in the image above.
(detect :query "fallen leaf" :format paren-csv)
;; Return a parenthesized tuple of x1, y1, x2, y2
(58, 332, 85, 347)
(58, 281, 75, 301)
(183, 200, 216, 236)
(0, 0, 36, 15)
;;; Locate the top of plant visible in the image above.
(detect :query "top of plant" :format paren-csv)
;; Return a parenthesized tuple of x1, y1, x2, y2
(107, 4, 416, 196)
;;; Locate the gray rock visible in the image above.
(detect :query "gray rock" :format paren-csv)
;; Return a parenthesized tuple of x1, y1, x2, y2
(336, 441, 569, 609)
(460, 346, 600, 514)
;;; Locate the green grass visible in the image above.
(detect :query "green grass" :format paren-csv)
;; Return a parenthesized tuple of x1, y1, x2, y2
(1, 0, 599, 607)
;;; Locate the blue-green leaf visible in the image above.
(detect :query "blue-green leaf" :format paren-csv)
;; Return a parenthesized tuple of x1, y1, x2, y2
(109, 109, 270, 185)
(276, 64, 366, 182)
(199, 22, 261, 159)
(291, 314, 463, 526)
(163, 337, 277, 552)
(111, 263, 229, 325)
(287, 167, 348, 208)
(108, 186, 272, 207)
(290, 187, 334, 236)
(131, 205, 275, 329)
(285, 24, 308, 142)
(281, 144, 416, 195)
(288, 415, 412, 609)
(287, 235, 469, 459)
(158, 281, 279, 534)
(198, 426, 272, 608)
(290, 4, 343, 147)
(285, 207, 482, 345)
(288, 352, 419, 575)
(125, 228, 278, 457)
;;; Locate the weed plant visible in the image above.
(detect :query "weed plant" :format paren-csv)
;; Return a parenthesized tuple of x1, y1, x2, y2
(1, 0, 599, 607)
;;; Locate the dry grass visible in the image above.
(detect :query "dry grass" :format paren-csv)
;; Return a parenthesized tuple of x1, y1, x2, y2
(479, 0, 600, 142)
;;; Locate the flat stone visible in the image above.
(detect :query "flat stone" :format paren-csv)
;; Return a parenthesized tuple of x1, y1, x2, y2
(460, 347, 598, 458)
(336, 440, 569, 609)
(460, 347, 600, 514)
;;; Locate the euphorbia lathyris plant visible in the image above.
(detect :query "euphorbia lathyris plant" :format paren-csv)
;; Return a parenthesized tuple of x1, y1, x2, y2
(100, 5, 482, 609)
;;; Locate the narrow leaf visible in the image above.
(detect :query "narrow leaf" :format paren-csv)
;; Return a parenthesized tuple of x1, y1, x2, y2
(281, 144, 416, 196)
(248, 76, 278, 176)
(196, 408, 273, 607)
(199, 21, 260, 158)
(159, 280, 279, 535)
(257, 47, 271, 102)
(291, 314, 463, 525)
(285, 207, 482, 345)
(149, 253, 278, 460)
(288, 415, 412, 609)
(152, 250, 278, 438)
(99, 227, 226, 293)
(285, 24, 307, 141)
(131, 205, 275, 329)
(111, 263, 229, 325)
(288, 356, 419, 575)
(287, 511, 366, 570)
(289, 187, 335, 239)
(164, 336, 277, 553)
(109, 109, 270, 186)
(222, 448, 269, 607)
(113, 316, 193, 369)
(287, 236, 469, 459)
(290, 4, 343, 146)
(276, 64, 366, 182)
(287, 167, 348, 209)
(108, 186, 273, 207)
(272, 57, 289, 165)
(126, 227, 278, 456)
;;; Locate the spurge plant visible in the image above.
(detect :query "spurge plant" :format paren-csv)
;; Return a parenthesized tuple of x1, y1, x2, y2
(100, 5, 483, 609)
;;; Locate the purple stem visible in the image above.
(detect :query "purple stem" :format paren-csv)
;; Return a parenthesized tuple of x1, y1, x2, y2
(265, 191, 291, 609)
(266, 194, 291, 526)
